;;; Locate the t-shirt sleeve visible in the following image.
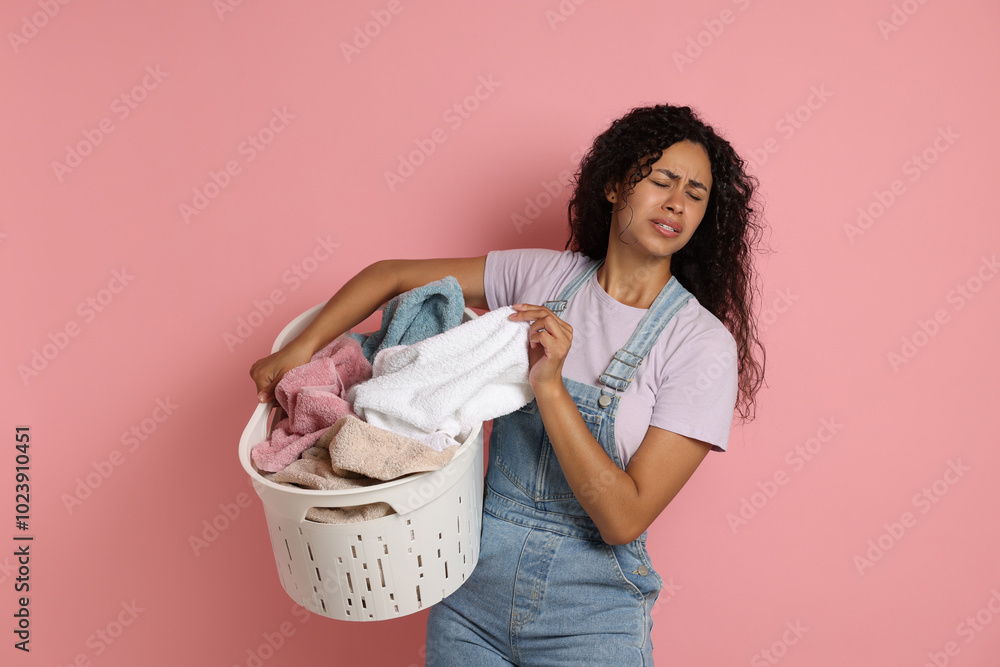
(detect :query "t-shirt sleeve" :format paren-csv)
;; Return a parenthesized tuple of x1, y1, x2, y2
(649, 326, 739, 452)
(483, 248, 571, 311)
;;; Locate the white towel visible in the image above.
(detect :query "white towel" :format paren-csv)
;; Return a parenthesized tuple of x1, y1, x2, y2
(347, 306, 534, 450)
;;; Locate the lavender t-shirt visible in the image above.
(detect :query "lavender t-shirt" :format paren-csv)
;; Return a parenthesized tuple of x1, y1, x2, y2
(484, 248, 737, 465)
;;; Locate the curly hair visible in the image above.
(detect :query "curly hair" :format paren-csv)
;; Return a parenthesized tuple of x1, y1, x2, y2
(566, 104, 766, 422)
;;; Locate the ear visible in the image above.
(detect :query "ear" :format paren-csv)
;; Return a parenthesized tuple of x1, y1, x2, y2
(604, 181, 620, 203)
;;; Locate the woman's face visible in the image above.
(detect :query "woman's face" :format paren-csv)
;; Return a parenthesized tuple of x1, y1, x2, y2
(606, 140, 713, 258)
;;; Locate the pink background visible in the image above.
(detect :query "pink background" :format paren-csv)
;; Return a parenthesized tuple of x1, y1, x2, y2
(3, 0, 999, 665)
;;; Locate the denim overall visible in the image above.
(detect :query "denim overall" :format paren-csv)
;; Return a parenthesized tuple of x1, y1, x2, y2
(426, 259, 693, 666)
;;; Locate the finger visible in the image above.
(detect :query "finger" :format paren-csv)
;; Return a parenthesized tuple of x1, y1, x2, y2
(508, 304, 554, 320)
(251, 366, 279, 403)
(511, 307, 563, 330)
(257, 378, 278, 403)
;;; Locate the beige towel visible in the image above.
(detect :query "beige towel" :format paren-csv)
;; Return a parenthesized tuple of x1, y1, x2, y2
(262, 416, 459, 524)
(322, 415, 459, 480)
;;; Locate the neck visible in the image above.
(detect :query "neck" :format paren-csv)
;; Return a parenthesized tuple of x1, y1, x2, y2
(597, 244, 673, 309)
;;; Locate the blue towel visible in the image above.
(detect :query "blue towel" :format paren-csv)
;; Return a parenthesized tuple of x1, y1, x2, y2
(348, 275, 465, 362)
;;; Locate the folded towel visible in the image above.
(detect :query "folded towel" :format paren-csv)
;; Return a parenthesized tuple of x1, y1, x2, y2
(348, 275, 465, 363)
(264, 444, 383, 491)
(348, 306, 533, 449)
(262, 444, 393, 524)
(251, 336, 372, 473)
(323, 416, 460, 480)
(262, 416, 460, 524)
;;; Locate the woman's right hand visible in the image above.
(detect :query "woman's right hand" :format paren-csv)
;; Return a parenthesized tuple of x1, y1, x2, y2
(250, 341, 315, 404)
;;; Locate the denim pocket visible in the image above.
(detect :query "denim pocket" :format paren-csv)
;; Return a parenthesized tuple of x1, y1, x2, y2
(535, 406, 604, 501)
(491, 400, 545, 499)
(607, 541, 663, 603)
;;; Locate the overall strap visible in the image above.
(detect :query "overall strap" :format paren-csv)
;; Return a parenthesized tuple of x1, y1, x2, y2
(542, 259, 604, 314)
(598, 276, 692, 392)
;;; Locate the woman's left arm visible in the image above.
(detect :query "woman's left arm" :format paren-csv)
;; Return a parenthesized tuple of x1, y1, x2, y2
(511, 302, 713, 545)
(534, 385, 712, 545)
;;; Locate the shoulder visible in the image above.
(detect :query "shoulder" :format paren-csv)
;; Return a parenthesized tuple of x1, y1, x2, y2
(485, 248, 596, 307)
(661, 295, 738, 371)
(646, 294, 738, 452)
(486, 247, 592, 277)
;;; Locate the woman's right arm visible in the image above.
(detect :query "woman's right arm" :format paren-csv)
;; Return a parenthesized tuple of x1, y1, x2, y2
(249, 256, 488, 402)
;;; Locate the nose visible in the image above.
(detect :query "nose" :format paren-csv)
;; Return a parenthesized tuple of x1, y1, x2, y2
(662, 186, 684, 213)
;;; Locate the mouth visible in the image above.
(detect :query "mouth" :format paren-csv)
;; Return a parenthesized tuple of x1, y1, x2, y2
(651, 219, 681, 237)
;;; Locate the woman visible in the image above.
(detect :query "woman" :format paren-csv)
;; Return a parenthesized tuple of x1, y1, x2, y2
(251, 103, 764, 664)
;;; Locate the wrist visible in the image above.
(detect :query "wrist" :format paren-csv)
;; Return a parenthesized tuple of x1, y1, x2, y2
(288, 331, 327, 357)
(532, 378, 568, 404)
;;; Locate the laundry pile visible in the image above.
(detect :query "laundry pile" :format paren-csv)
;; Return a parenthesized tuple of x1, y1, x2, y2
(251, 277, 534, 524)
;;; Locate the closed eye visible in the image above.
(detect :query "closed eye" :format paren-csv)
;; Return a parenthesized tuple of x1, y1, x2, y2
(654, 181, 703, 201)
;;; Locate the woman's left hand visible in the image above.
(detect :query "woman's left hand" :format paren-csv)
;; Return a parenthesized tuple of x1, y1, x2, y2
(508, 303, 573, 393)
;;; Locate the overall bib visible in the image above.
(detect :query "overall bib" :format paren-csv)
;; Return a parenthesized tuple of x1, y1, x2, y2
(426, 259, 693, 666)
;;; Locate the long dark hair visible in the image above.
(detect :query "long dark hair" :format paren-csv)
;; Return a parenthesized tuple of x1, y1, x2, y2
(566, 104, 766, 422)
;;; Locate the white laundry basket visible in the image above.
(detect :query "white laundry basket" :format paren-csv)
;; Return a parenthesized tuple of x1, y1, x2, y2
(239, 303, 485, 621)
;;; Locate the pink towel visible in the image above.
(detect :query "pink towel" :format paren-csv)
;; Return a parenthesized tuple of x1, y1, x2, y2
(251, 336, 373, 473)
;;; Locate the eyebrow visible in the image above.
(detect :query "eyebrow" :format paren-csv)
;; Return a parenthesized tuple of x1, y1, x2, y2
(654, 168, 709, 192)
